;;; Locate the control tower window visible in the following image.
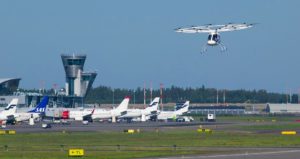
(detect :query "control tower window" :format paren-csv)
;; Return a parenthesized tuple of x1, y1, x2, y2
(82, 76, 91, 81)
(67, 59, 83, 65)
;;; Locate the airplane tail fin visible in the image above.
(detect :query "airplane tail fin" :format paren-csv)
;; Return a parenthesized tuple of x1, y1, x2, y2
(115, 96, 130, 112)
(175, 101, 190, 115)
(145, 97, 160, 112)
(4, 98, 18, 114)
(28, 96, 49, 113)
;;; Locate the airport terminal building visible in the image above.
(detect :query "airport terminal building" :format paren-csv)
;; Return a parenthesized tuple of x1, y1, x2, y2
(0, 78, 21, 94)
(0, 78, 24, 106)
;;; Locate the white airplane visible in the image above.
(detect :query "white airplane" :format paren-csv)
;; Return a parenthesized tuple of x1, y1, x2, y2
(157, 101, 190, 121)
(175, 23, 255, 53)
(92, 97, 130, 121)
(0, 98, 19, 123)
(69, 108, 95, 121)
(120, 97, 160, 122)
(14, 96, 49, 122)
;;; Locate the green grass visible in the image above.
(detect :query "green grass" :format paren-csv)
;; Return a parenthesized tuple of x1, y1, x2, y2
(1, 128, 300, 159)
(191, 114, 300, 122)
(237, 123, 300, 131)
(0, 150, 218, 159)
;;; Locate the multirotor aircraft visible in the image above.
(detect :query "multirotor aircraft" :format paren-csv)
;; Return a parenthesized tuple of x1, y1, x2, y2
(175, 23, 256, 53)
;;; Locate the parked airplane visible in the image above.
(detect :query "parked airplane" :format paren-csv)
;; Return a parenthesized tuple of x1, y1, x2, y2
(120, 97, 160, 122)
(92, 97, 130, 122)
(157, 101, 190, 121)
(0, 98, 19, 123)
(14, 96, 49, 122)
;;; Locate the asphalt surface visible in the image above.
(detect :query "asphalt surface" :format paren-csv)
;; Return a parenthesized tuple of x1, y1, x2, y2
(147, 148, 300, 159)
(1, 121, 226, 133)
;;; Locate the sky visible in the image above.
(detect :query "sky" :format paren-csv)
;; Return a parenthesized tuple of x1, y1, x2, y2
(0, 0, 300, 93)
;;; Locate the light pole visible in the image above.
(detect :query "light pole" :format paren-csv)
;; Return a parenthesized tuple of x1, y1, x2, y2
(223, 89, 226, 105)
(216, 89, 219, 105)
(133, 89, 136, 105)
(112, 88, 115, 107)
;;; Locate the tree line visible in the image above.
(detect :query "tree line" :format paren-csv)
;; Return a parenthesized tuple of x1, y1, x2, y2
(85, 85, 298, 104)
(2, 85, 297, 104)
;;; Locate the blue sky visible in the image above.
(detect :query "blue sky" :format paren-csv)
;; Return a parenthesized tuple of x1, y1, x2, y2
(0, 0, 299, 93)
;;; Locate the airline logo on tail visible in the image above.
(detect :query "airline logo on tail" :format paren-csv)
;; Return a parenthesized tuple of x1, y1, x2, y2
(0, 98, 18, 118)
(181, 101, 189, 108)
(175, 101, 190, 115)
(175, 101, 189, 110)
(4, 104, 17, 111)
(28, 96, 49, 113)
(150, 102, 158, 107)
(149, 97, 160, 107)
(4, 98, 18, 111)
(145, 97, 160, 114)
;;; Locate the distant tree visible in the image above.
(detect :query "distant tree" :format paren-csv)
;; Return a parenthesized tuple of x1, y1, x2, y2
(16, 85, 298, 104)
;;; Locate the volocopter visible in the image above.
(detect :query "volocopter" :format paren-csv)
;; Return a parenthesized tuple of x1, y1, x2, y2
(175, 23, 256, 53)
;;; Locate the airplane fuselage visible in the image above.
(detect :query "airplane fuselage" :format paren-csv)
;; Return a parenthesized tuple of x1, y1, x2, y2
(69, 109, 94, 121)
(92, 109, 126, 119)
(120, 109, 142, 118)
(14, 112, 40, 122)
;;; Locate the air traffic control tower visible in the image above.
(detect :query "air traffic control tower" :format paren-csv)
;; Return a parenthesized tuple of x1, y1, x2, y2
(61, 54, 97, 97)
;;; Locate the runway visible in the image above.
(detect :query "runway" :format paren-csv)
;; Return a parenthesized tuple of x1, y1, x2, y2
(147, 148, 300, 159)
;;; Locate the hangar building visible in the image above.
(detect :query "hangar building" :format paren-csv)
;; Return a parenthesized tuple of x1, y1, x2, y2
(189, 105, 245, 115)
(266, 103, 300, 114)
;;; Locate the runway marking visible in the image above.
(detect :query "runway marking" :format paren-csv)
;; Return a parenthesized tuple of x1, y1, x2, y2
(156, 149, 300, 159)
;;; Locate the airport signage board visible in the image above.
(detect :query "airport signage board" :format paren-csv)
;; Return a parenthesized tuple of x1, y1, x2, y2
(281, 131, 297, 135)
(69, 149, 84, 157)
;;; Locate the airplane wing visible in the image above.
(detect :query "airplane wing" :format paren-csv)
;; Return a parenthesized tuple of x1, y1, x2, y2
(175, 26, 214, 33)
(175, 23, 255, 33)
(216, 23, 256, 32)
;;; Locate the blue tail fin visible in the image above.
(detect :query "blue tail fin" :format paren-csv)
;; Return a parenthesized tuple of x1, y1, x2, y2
(28, 96, 49, 113)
